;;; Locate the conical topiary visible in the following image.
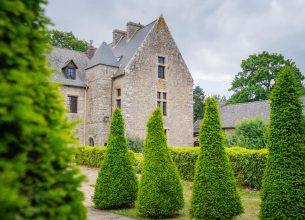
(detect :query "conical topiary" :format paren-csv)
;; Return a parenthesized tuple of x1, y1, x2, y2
(260, 67, 305, 219)
(190, 98, 243, 219)
(93, 108, 138, 208)
(0, 1, 86, 219)
(137, 108, 184, 218)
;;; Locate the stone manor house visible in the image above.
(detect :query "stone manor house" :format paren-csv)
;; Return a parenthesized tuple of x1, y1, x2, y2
(48, 16, 194, 146)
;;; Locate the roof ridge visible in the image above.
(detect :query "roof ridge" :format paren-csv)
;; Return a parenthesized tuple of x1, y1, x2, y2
(52, 46, 87, 55)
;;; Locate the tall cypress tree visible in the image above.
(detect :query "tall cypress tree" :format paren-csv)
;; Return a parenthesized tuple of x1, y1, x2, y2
(138, 108, 184, 218)
(260, 67, 305, 219)
(190, 98, 243, 219)
(0, 0, 86, 219)
(93, 108, 138, 208)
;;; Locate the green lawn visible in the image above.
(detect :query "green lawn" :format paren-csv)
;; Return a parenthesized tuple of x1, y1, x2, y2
(112, 181, 260, 220)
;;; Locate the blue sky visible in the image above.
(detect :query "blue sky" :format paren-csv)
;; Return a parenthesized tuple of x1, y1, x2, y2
(46, 0, 305, 97)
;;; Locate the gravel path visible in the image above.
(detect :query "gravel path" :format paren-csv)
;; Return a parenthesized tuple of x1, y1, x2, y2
(79, 166, 134, 220)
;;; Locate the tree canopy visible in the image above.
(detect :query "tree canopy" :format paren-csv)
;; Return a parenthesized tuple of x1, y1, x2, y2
(227, 51, 305, 104)
(49, 29, 88, 52)
(193, 86, 205, 122)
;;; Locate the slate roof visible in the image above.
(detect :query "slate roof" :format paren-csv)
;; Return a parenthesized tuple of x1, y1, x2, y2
(48, 19, 157, 84)
(86, 42, 120, 69)
(110, 20, 157, 68)
(48, 47, 89, 87)
(194, 96, 305, 132)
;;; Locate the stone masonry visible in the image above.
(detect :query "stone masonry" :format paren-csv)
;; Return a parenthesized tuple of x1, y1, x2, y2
(48, 16, 194, 147)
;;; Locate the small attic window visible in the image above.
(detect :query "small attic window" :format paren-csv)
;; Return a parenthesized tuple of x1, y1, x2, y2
(67, 67, 74, 79)
(62, 60, 78, 80)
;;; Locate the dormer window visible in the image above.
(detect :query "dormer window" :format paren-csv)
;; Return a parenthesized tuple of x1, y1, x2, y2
(62, 60, 78, 80)
(67, 67, 74, 79)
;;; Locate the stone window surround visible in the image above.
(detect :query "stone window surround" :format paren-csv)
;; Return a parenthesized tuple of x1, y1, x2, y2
(157, 90, 168, 117)
(156, 54, 168, 80)
(67, 95, 78, 113)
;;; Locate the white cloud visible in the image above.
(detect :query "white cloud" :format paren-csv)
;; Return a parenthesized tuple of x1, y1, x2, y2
(46, 0, 305, 98)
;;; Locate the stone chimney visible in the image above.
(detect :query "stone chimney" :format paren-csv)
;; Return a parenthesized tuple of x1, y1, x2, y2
(126, 22, 143, 39)
(112, 29, 126, 46)
(85, 40, 96, 59)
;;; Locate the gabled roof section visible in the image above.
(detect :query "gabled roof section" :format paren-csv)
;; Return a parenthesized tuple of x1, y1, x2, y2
(86, 42, 120, 69)
(48, 47, 88, 87)
(111, 20, 157, 68)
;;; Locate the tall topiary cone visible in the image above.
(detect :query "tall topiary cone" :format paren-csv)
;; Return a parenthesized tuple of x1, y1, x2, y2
(138, 108, 184, 218)
(260, 67, 305, 219)
(190, 98, 243, 219)
(0, 1, 86, 219)
(93, 108, 138, 208)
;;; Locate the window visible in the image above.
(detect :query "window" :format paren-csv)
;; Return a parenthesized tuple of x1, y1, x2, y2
(67, 67, 74, 79)
(157, 91, 167, 116)
(162, 102, 167, 116)
(89, 137, 94, 146)
(157, 92, 161, 99)
(117, 88, 121, 97)
(117, 99, 121, 108)
(157, 56, 166, 79)
(67, 96, 77, 113)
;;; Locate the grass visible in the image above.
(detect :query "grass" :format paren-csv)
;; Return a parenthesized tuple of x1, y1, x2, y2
(111, 181, 260, 220)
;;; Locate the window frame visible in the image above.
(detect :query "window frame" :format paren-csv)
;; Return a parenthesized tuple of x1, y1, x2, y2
(157, 55, 166, 79)
(67, 96, 78, 113)
(157, 91, 168, 116)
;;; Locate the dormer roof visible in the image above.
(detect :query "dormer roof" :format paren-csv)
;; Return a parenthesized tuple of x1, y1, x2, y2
(62, 59, 78, 70)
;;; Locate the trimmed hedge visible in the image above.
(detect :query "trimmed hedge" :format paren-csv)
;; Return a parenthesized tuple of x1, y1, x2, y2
(75, 146, 267, 189)
(170, 147, 267, 189)
(75, 146, 142, 171)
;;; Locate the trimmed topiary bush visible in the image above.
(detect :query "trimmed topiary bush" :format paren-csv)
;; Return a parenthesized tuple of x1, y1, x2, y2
(0, 1, 86, 219)
(190, 98, 243, 219)
(93, 108, 138, 209)
(138, 108, 184, 217)
(260, 67, 305, 219)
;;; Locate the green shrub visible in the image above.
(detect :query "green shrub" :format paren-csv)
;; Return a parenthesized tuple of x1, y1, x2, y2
(126, 135, 144, 153)
(138, 108, 184, 217)
(226, 118, 267, 149)
(227, 147, 268, 189)
(260, 67, 305, 219)
(93, 108, 138, 209)
(190, 98, 243, 219)
(0, 1, 86, 219)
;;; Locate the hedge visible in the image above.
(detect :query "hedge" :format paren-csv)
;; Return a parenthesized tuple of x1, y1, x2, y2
(75, 146, 268, 189)
(170, 147, 268, 189)
(75, 146, 143, 173)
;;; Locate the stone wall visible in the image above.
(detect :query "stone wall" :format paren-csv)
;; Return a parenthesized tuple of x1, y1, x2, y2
(85, 64, 118, 146)
(123, 17, 193, 146)
(60, 85, 86, 145)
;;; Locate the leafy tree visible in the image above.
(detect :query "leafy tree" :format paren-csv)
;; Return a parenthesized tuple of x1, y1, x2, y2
(93, 108, 138, 208)
(49, 29, 88, 52)
(211, 94, 227, 102)
(227, 51, 305, 104)
(0, 1, 86, 219)
(126, 135, 144, 153)
(193, 86, 205, 122)
(190, 98, 243, 219)
(138, 108, 184, 217)
(226, 118, 267, 149)
(260, 67, 305, 219)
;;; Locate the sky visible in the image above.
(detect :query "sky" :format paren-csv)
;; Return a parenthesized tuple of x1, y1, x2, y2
(46, 0, 305, 98)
